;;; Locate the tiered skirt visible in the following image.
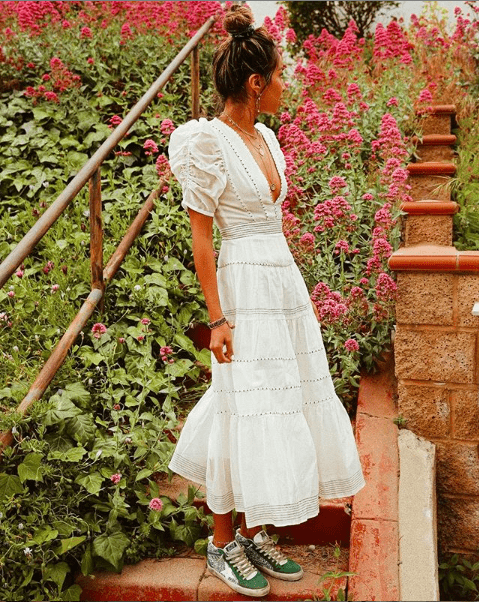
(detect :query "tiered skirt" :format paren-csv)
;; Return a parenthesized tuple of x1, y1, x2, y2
(169, 222, 365, 528)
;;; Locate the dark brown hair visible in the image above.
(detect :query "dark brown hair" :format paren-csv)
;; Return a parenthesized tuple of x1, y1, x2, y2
(212, 5, 279, 105)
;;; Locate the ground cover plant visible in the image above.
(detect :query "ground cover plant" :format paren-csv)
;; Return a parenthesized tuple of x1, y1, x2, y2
(1, 1, 479, 600)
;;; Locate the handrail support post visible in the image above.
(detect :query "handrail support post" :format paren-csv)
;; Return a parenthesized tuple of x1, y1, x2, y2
(89, 167, 104, 312)
(191, 45, 200, 119)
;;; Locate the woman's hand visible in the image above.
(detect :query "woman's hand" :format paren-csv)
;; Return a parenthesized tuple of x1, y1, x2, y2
(210, 322, 235, 363)
(311, 299, 320, 322)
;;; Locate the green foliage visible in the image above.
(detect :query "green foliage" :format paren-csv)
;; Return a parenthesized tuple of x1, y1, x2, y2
(280, 1, 399, 46)
(439, 553, 479, 601)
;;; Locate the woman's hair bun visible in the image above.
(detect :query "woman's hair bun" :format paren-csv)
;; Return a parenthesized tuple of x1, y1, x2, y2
(223, 4, 254, 36)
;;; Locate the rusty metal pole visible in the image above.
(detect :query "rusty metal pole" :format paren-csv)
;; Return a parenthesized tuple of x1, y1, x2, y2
(89, 168, 104, 312)
(191, 45, 200, 119)
(0, 182, 165, 455)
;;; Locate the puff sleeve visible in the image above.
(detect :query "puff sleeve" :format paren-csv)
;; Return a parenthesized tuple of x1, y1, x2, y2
(168, 119, 227, 217)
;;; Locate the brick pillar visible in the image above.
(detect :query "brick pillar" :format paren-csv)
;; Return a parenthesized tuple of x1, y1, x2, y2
(389, 105, 479, 559)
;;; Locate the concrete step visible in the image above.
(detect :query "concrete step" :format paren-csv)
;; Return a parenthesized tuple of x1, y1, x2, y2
(77, 544, 349, 602)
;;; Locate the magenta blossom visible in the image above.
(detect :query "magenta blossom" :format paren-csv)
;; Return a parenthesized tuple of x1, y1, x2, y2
(92, 323, 107, 339)
(149, 498, 163, 512)
(141, 318, 150, 325)
(160, 119, 175, 135)
(110, 473, 121, 484)
(345, 339, 360, 352)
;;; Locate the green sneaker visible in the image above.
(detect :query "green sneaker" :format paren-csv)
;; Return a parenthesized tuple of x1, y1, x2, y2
(235, 529, 304, 581)
(206, 537, 270, 597)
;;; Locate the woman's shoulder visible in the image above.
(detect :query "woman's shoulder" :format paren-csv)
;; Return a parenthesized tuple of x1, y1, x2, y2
(169, 118, 221, 155)
(255, 122, 279, 144)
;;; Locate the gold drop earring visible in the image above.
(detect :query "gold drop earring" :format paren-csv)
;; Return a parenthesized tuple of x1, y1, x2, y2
(256, 93, 262, 116)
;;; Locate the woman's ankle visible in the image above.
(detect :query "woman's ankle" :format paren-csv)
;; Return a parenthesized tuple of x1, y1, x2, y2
(212, 538, 233, 548)
(239, 526, 262, 540)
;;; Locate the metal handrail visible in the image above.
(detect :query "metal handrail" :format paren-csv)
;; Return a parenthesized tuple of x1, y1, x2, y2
(0, 15, 214, 289)
(0, 16, 216, 453)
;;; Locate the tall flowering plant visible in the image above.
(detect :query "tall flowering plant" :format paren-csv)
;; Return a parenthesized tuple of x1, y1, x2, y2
(265, 13, 424, 407)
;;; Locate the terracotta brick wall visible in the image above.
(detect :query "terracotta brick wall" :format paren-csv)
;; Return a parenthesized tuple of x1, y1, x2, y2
(390, 107, 479, 558)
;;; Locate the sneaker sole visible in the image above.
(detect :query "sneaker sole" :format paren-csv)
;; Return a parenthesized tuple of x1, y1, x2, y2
(207, 566, 270, 597)
(260, 565, 304, 581)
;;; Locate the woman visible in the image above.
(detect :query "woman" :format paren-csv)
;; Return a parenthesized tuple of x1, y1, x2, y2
(168, 5, 365, 597)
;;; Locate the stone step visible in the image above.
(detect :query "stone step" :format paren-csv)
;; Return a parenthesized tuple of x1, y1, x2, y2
(77, 544, 349, 601)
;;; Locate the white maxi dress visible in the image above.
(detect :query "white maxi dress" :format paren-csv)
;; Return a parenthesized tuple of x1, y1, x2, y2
(168, 117, 365, 528)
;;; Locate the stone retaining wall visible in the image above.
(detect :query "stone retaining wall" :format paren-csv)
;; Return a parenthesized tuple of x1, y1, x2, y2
(389, 106, 479, 558)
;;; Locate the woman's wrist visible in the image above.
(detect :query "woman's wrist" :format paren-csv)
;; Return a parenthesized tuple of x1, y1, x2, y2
(208, 316, 227, 330)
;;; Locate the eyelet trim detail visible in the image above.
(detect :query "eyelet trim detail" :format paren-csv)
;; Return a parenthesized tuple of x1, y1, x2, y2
(211, 347, 325, 365)
(218, 260, 294, 269)
(211, 121, 255, 220)
(223, 302, 310, 317)
(212, 384, 302, 395)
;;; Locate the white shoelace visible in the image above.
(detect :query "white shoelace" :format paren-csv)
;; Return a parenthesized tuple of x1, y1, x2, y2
(257, 535, 287, 565)
(226, 546, 258, 579)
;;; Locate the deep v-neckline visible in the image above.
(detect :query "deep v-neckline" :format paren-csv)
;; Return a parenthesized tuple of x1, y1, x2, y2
(214, 118, 284, 204)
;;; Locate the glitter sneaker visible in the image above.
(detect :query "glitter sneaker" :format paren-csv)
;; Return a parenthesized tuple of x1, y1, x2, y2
(206, 537, 270, 597)
(235, 529, 304, 581)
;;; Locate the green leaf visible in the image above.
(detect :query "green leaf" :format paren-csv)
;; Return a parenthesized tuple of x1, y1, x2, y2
(33, 526, 59, 545)
(44, 562, 70, 589)
(163, 257, 186, 272)
(75, 472, 103, 495)
(135, 468, 153, 482)
(60, 584, 82, 601)
(18, 452, 44, 483)
(44, 396, 82, 426)
(81, 544, 94, 576)
(64, 382, 90, 405)
(0, 476, 25, 504)
(93, 531, 130, 571)
(56, 536, 87, 555)
(66, 413, 96, 444)
(20, 567, 34, 588)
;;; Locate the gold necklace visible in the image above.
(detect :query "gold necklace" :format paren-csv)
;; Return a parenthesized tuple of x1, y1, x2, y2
(223, 112, 266, 156)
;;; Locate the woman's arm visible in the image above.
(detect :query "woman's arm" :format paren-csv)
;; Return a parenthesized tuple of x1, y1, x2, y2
(188, 208, 234, 364)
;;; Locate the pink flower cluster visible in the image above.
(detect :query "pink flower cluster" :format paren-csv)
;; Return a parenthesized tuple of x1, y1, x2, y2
(373, 21, 413, 65)
(92, 322, 107, 339)
(144, 139, 159, 155)
(160, 346, 174, 364)
(149, 497, 163, 512)
(311, 282, 349, 325)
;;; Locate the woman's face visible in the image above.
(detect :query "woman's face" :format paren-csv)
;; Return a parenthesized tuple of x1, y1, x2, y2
(260, 56, 286, 115)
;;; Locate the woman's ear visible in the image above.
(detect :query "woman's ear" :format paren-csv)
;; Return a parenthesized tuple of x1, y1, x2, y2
(247, 73, 264, 95)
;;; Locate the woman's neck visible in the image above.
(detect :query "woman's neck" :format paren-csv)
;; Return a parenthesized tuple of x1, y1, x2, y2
(221, 101, 256, 135)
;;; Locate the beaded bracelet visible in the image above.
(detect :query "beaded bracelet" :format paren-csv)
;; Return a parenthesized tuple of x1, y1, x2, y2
(208, 316, 227, 330)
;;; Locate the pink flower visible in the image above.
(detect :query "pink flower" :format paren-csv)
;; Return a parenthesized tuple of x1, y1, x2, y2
(141, 318, 150, 325)
(80, 26, 93, 39)
(143, 139, 159, 155)
(109, 115, 123, 127)
(8, 291, 15, 298)
(285, 28, 297, 44)
(51, 284, 60, 293)
(149, 498, 163, 512)
(387, 97, 399, 107)
(418, 89, 433, 103)
(155, 154, 170, 178)
(42, 73, 50, 81)
(92, 323, 107, 339)
(160, 119, 175, 136)
(15, 270, 24, 278)
(118, 337, 125, 344)
(300, 232, 315, 246)
(345, 338, 359, 352)
(328, 176, 347, 192)
(110, 473, 121, 484)
(87, 57, 95, 65)
(45, 91, 59, 103)
(137, 335, 144, 341)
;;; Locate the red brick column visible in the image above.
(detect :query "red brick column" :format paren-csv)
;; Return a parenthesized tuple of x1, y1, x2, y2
(389, 105, 479, 558)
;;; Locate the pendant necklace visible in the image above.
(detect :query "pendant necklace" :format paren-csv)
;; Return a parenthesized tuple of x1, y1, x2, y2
(223, 112, 266, 156)
(221, 112, 277, 193)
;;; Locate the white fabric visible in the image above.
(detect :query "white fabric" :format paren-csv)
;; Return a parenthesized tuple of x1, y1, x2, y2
(168, 118, 365, 528)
